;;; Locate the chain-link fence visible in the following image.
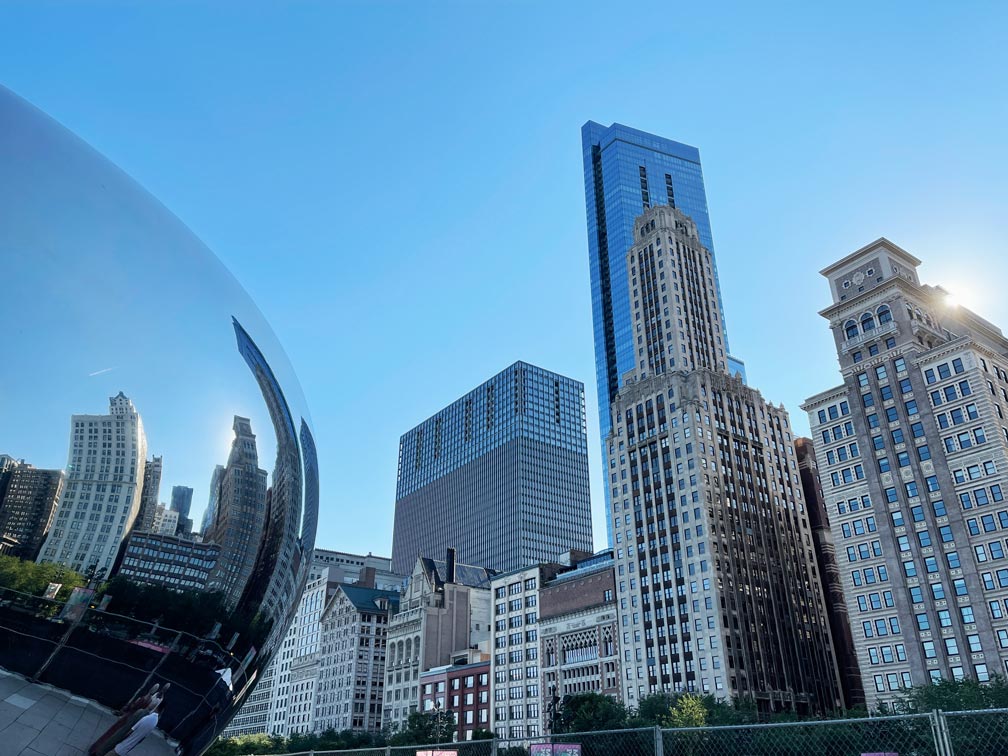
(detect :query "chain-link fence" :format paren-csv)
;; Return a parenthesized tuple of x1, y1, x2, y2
(252, 709, 1008, 756)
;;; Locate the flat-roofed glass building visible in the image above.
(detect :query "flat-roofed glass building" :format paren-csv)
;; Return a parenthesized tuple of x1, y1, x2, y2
(582, 121, 745, 544)
(391, 361, 592, 575)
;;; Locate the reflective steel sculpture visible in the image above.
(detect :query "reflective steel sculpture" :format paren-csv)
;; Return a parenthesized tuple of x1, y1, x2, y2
(0, 86, 318, 754)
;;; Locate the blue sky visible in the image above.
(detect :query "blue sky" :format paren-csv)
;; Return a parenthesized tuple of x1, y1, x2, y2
(3, 1, 1006, 557)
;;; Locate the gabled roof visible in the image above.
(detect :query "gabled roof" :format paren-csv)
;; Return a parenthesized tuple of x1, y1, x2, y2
(338, 583, 400, 613)
(419, 557, 496, 589)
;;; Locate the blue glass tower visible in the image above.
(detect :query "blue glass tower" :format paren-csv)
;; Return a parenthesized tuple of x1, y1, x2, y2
(582, 122, 745, 545)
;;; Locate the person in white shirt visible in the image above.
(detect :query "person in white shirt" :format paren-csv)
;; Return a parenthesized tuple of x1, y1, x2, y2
(105, 705, 161, 756)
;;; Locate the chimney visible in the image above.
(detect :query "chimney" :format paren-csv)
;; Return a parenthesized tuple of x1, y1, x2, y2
(358, 566, 376, 589)
(446, 548, 457, 584)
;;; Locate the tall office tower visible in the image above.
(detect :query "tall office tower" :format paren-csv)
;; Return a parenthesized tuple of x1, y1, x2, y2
(803, 238, 1008, 709)
(135, 455, 162, 532)
(391, 361, 593, 575)
(206, 416, 269, 607)
(0, 461, 64, 560)
(796, 438, 866, 710)
(170, 484, 194, 536)
(38, 392, 147, 579)
(201, 465, 225, 535)
(609, 206, 840, 713)
(582, 121, 745, 546)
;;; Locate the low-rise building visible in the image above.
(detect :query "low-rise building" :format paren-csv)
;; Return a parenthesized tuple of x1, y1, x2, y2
(384, 550, 494, 731)
(115, 531, 219, 592)
(540, 551, 619, 732)
(421, 656, 491, 741)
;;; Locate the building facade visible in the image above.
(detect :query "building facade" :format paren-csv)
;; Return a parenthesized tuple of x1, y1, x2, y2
(150, 504, 180, 536)
(420, 659, 491, 741)
(581, 122, 744, 544)
(314, 582, 398, 734)
(0, 461, 64, 560)
(796, 437, 866, 710)
(489, 562, 563, 740)
(115, 531, 219, 592)
(135, 455, 162, 532)
(803, 238, 1008, 709)
(170, 485, 193, 536)
(205, 415, 269, 607)
(539, 551, 619, 730)
(384, 553, 494, 730)
(312, 548, 403, 591)
(392, 361, 592, 575)
(608, 206, 841, 713)
(37, 392, 147, 579)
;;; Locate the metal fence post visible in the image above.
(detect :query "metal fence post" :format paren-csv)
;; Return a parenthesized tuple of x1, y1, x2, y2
(385, 746, 392, 756)
(653, 724, 664, 756)
(491, 738, 498, 756)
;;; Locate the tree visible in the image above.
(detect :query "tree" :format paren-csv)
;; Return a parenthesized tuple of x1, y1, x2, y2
(554, 692, 628, 733)
(389, 710, 455, 745)
(900, 675, 1008, 712)
(0, 554, 85, 600)
(662, 693, 708, 728)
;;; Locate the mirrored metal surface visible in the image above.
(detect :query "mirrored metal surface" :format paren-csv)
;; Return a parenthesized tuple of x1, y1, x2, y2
(0, 86, 318, 754)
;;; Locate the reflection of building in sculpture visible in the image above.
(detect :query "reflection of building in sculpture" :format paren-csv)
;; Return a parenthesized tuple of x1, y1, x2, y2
(205, 416, 268, 607)
(170, 484, 194, 536)
(116, 531, 220, 592)
(201, 464, 225, 536)
(232, 317, 309, 657)
(37, 392, 147, 578)
(135, 455, 162, 532)
(0, 458, 65, 560)
(383, 552, 494, 731)
(314, 579, 398, 735)
(224, 551, 398, 738)
(150, 503, 180, 536)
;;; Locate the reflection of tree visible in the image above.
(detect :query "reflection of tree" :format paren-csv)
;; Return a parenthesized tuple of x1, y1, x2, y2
(0, 554, 85, 600)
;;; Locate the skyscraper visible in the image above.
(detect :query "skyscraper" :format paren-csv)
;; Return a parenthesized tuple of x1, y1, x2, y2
(37, 392, 147, 578)
(608, 205, 840, 713)
(391, 361, 593, 575)
(803, 238, 1008, 709)
(206, 416, 269, 607)
(0, 460, 64, 560)
(170, 484, 194, 536)
(202, 464, 225, 535)
(582, 121, 745, 545)
(136, 455, 162, 532)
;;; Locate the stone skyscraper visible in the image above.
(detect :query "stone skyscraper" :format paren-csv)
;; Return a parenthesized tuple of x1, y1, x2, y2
(206, 416, 268, 606)
(804, 238, 1008, 709)
(0, 460, 64, 560)
(391, 361, 592, 575)
(608, 205, 841, 713)
(582, 122, 746, 545)
(38, 392, 147, 578)
(135, 455, 162, 532)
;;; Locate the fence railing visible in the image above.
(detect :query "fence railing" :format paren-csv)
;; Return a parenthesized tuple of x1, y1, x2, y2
(247, 708, 1008, 756)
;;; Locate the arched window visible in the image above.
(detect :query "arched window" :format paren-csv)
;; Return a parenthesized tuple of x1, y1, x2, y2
(861, 313, 876, 331)
(877, 305, 892, 324)
(845, 320, 858, 339)
(414, 635, 421, 661)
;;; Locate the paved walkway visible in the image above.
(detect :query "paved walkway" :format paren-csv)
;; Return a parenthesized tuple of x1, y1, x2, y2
(0, 669, 175, 756)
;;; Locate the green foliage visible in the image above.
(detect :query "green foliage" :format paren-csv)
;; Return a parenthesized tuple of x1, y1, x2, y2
(898, 674, 1008, 712)
(554, 691, 629, 733)
(0, 554, 86, 600)
(662, 693, 708, 728)
(471, 727, 495, 740)
(206, 728, 386, 756)
(388, 710, 455, 745)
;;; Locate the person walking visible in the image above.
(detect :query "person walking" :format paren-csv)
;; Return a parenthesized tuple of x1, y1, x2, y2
(104, 702, 162, 756)
(88, 684, 159, 756)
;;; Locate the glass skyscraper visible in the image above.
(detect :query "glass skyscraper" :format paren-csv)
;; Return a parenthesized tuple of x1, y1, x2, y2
(582, 121, 744, 544)
(391, 361, 593, 575)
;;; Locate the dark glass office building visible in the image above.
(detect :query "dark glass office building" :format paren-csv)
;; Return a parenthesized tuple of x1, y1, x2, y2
(582, 121, 744, 544)
(391, 361, 592, 575)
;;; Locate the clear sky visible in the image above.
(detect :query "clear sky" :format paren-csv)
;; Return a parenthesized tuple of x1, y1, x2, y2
(3, 1, 1006, 558)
